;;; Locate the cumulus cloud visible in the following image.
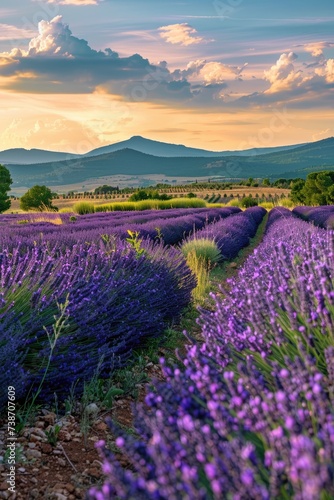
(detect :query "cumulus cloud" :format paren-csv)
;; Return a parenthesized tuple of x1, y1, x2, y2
(315, 59, 334, 83)
(27, 15, 107, 57)
(199, 61, 247, 84)
(173, 60, 247, 84)
(0, 16, 159, 94)
(0, 16, 333, 111)
(159, 23, 205, 46)
(263, 52, 309, 93)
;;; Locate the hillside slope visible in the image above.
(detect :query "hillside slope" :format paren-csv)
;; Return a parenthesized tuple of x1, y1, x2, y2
(7, 137, 334, 188)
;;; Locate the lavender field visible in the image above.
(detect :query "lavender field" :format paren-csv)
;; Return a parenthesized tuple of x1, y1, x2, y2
(1, 206, 261, 408)
(1, 205, 334, 499)
(87, 206, 333, 500)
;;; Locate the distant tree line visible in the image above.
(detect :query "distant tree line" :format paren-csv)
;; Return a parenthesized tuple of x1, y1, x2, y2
(129, 189, 172, 202)
(9, 171, 334, 213)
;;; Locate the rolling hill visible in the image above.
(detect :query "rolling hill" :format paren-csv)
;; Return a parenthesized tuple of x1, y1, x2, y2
(83, 135, 302, 159)
(0, 148, 79, 165)
(1, 135, 305, 165)
(6, 137, 334, 189)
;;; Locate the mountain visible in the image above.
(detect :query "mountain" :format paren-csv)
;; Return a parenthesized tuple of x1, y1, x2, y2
(84, 135, 303, 158)
(7, 137, 334, 189)
(0, 148, 79, 165)
(0, 136, 305, 165)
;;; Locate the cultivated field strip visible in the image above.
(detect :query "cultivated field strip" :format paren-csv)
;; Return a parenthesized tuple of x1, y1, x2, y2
(293, 205, 334, 229)
(89, 207, 334, 499)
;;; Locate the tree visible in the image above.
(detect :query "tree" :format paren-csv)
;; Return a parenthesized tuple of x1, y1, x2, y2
(327, 185, 334, 204)
(273, 178, 289, 188)
(290, 171, 334, 205)
(0, 164, 13, 213)
(129, 189, 172, 202)
(240, 196, 258, 208)
(94, 184, 119, 194)
(129, 189, 149, 202)
(290, 179, 306, 204)
(262, 178, 271, 186)
(20, 185, 57, 211)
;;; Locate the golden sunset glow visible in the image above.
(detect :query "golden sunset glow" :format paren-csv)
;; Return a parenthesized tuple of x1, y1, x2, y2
(0, 1, 333, 152)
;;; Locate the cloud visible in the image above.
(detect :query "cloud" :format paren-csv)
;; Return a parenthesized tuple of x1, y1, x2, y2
(315, 59, 334, 83)
(0, 24, 35, 41)
(0, 17, 333, 112)
(158, 23, 205, 46)
(173, 60, 247, 84)
(27, 15, 106, 57)
(45, 0, 99, 5)
(0, 16, 211, 104)
(0, 116, 99, 151)
(263, 52, 308, 93)
(304, 42, 333, 58)
(199, 62, 247, 84)
(0, 16, 157, 93)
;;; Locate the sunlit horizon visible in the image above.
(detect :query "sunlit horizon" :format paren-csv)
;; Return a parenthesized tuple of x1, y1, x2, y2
(0, 0, 333, 153)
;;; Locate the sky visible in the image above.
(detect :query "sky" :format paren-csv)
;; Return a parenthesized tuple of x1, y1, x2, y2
(0, 0, 333, 153)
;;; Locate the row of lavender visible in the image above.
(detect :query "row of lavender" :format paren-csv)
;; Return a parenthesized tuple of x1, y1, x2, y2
(90, 208, 334, 499)
(0, 207, 235, 227)
(1, 206, 262, 409)
(186, 206, 266, 259)
(0, 207, 240, 248)
(293, 205, 334, 229)
(0, 239, 196, 408)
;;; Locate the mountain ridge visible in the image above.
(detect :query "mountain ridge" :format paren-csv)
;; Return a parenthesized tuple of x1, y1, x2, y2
(0, 135, 311, 165)
(82, 135, 305, 159)
(0, 148, 79, 165)
(7, 137, 334, 190)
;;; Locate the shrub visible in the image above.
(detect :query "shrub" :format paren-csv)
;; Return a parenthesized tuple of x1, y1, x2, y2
(96, 198, 206, 212)
(185, 250, 210, 303)
(187, 207, 266, 260)
(58, 207, 73, 213)
(292, 205, 334, 229)
(240, 196, 258, 208)
(227, 199, 242, 207)
(90, 217, 334, 500)
(0, 239, 195, 403)
(278, 197, 294, 208)
(20, 185, 56, 211)
(181, 238, 221, 266)
(259, 201, 275, 209)
(73, 201, 95, 215)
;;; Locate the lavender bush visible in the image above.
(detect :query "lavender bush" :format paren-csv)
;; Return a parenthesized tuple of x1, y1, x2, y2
(185, 207, 266, 260)
(0, 237, 195, 405)
(293, 205, 334, 229)
(0, 207, 240, 249)
(89, 213, 334, 499)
